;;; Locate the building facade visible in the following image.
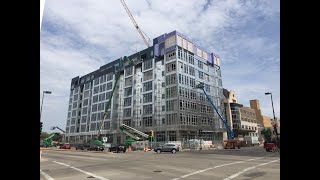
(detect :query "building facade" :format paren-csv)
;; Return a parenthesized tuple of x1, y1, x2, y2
(250, 100, 273, 128)
(223, 89, 258, 139)
(65, 31, 227, 144)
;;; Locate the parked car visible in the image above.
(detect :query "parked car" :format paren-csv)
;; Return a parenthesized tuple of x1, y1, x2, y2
(108, 144, 126, 153)
(59, 143, 71, 149)
(88, 144, 104, 151)
(154, 143, 180, 154)
(75, 144, 91, 150)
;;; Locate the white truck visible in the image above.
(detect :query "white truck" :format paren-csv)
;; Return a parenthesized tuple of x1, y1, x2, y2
(244, 136, 260, 146)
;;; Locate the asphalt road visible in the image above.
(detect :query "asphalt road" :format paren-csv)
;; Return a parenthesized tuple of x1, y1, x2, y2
(40, 147, 280, 180)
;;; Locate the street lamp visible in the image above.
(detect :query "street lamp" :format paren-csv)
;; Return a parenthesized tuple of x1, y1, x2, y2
(264, 92, 276, 123)
(265, 92, 279, 144)
(40, 91, 52, 122)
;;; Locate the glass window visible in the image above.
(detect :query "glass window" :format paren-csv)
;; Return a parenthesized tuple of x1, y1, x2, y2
(106, 92, 112, 99)
(93, 95, 98, 103)
(73, 94, 78, 101)
(124, 97, 132, 107)
(106, 82, 112, 90)
(143, 81, 152, 92)
(124, 87, 132, 97)
(143, 92, 153, 103)
(99, 93, 106, 101)
(125, 77, 133, 86)
(92, 104, 98, 112)
(125, 67, 133, 77)
(143, 70, 153, 81)
(107, 73, 113, 81)
(82, 107, 88, 115)
(143, 59, 153, 70)
(143, 104, 153, 115)
(123, 108, 132, 117)
(84, 83, 90, 90)
(93, 86, 99, 94)
(143, 116, 153, 127)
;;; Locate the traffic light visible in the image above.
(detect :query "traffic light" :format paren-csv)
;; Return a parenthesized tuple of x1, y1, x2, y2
(273, 124, 278, 135)
(40, 122, 43, 134)
(150, 130, 154, 137)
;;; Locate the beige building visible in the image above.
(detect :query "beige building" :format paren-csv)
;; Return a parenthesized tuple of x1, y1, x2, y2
(223, 89, 258, 138)
(250, 100, 273, 127)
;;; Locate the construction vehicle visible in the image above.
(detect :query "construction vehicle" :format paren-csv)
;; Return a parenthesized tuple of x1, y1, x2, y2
(120, 124, 153, 144)
(119, 124, 154, 150)
(43, 133, 58, 148)
(92, 56, 136, 146)
(264, 124, 280, 152)
(195, 82, 239, 149)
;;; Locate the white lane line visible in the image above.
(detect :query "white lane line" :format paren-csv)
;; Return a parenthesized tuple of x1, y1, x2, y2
(40, 170, 55, 180)
(223, 159, 280, 180)
(52, 161, 109, 180)
(170, 157, 265, 180)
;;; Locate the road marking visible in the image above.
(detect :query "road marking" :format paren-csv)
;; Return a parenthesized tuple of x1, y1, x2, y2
(223, 159, 280, 180)
(52, 161, 109, 180)
(170, 157, 265, 180)
(40, 170, 55, 180)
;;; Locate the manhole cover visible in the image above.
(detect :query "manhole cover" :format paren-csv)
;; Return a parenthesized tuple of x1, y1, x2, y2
(87, 176, 95, 178)
(154, 170, 162, 172)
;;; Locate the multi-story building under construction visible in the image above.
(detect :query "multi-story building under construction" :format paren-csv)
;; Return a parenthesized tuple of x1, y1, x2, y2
(64, 31, 227, 144)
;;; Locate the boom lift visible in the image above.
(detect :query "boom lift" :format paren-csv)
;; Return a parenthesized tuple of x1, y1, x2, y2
(50, 126, 66, 133)
(195, 82, 239, 149)
(93, 56, 136, 146)
(120, 124, 149, 141)
(43, 133, 57, 147)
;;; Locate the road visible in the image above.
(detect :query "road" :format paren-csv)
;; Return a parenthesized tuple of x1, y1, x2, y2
(40, 147, 280, 180)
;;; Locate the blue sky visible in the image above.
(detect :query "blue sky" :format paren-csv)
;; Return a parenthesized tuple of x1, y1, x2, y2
(40, 0, 280, 133)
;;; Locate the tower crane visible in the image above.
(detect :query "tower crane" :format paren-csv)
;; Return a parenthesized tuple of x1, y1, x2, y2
(120, 0, 151, 48)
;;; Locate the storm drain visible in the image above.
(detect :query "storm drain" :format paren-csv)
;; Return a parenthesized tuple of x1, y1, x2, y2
(87, 176, 95, 178)
(153, 170, 162, 172)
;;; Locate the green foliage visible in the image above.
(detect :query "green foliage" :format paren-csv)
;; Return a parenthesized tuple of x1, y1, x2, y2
(261, 128, 272, 142)
(40, 132, 49, 140)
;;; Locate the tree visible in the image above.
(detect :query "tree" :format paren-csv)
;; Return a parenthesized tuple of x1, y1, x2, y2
(40, 132, 49, 140)
(261, 128, 272, 142)
(51, 132, 63, 142)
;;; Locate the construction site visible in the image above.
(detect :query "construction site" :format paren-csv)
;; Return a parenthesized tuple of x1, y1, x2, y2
(63, 0, 228, 150)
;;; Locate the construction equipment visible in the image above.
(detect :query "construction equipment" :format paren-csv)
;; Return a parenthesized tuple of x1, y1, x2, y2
(50, 126, 66, 133)
(120, 0, 151, 48)
(120, 124, 153, 141)
(93, 56, 135, 146)
(195, 82, 239, 149)
(119, 124, 154, 149)
(43, 133, 57, 147)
